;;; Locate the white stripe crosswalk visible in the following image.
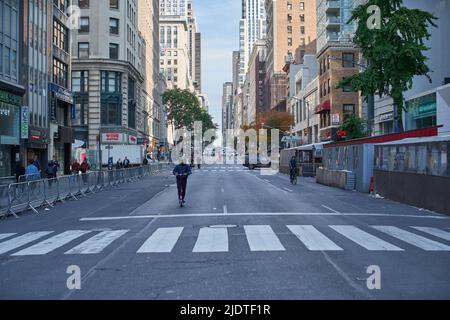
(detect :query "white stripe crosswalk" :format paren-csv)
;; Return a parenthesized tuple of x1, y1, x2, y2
(65, 230, 128, 254)
(12, 230, 91, 256)
(137, 227, 183, 253)
(1, 225, 449, 257)
(330, 225, 403, 251)
(373, 226, 450, 251)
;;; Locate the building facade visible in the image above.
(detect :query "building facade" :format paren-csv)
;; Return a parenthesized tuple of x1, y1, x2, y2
(247, 39, 268, 126)
(0, 0, 24, 177)
(71, 0, 146, 167)
(222, 82, 233, 146)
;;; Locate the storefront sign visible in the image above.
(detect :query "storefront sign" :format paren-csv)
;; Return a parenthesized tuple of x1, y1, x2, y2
(0, 103, 20, 145)
(129, 135, 137, 144)
(0, 90, 22, 106)
(137, 137, 146, 145)
(379, 112, 394, 122)
(21, 106, 29, 139)
(49, 83, 73, 104)
(102, 133, 126, 143)
(418, 102, 436, 115)
(331, 113, 340, 126)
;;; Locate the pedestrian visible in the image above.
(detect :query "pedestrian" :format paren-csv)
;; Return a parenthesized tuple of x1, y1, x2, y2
(116, 158, 123, 170)
(123, 156, 130, 168)
(172, 158, 192, 207)
(14, 162, 25, 183)
(80, 158, 90, 174)
(71, 159, 80, 174)
(33, 155, 41, 171)
(25, 159, 39, 181)
(143, 157, 148, 165)
(48, 155, 60, 178)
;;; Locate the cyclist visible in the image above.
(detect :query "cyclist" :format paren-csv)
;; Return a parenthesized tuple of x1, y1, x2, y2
(173, 158, 192, 207)
(289, 156, 297, 183)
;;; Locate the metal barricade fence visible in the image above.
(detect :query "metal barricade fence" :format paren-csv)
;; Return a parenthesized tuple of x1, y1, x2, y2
(45, 177, 59, 206)
(86, 172, 98, 193)
(0, 185, 10, 218)
(58, 176, 73, 201)
(8, 182, 29, 217)
(79, 173, 90, 195)
(69, 174, 81, 198)
(28, 179, 48, 213)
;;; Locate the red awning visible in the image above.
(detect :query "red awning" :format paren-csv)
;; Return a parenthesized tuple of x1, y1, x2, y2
(315, 100, 331, 113)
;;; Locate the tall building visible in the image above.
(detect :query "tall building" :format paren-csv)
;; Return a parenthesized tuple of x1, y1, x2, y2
(222, 82, 233, 145)
(0, 0, 24, 177)
(247, 40, 268, 125)
(49, 0, 74, 174)
(71, 0, 146, 167)
(232, 51, 241, 95)
(139, 0, 167, 154)
(239, 0, 267, 85)
(265, 0, 317, 110)
(195, 32, 201, 92)
(20, 0, 52, 171)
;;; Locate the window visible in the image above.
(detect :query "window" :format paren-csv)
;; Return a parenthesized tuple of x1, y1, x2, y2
(300, 14, 305, 22)
(79, 17, 89, 33)
(101, 71, 121, 93)
(72, 71, 89, 92)
(54, 0, 68, 11)
(110, 18, 119, 35)
(287, 26, 292, 34)
(128, 77, 136, 129)
(109, 43, 119, 59)
(300, 2, 305, 10)
(287, 38, 292, 46)
(300, 38, 305, 46)
(78, 0, 89, 9)
(53, 58, 68, 88)
(300, 26, 305, 34)
(328, 79, 331, 93)
(110, 0, 119, 9)
(78, 42, 89, 58)
(342, 78, 353, 92)
(343, 104, 355, 120)
(287, 2, 292, 10)
(53, 20, 68, 52)
(342, 53, 355, 68)
(287, 14, 292, 23)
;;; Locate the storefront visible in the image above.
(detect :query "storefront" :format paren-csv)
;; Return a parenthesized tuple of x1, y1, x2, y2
(0, 89, 22, 177)
(405, 92, 437, 131)
(26, 126, 50, 172)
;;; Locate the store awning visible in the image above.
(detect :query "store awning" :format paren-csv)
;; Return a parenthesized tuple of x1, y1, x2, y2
(315, 100, 331, 114)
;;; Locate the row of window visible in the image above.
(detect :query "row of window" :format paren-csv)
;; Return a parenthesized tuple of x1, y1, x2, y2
(287, 13, 305, 23)
(286, 25, 306, 35)
(287, 1, 305, 10)
(77, 42, 119, 60)
(78, 0, 119, 10)
(319, 52, 356, 76)
(79, 17, 119, 35)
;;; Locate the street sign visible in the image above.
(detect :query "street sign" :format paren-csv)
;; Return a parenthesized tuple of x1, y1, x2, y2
(105, 145, 113, 150)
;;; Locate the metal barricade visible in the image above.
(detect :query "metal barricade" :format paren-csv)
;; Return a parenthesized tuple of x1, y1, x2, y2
(79, 173, 91, 196)
(0, 185, 10, 218)
(58, 175, 74, 201)
(28, 179, 48, 213)
(69, 174, 81, 198)
(44, 177, 60, 206)
(8, 182, 29, 217)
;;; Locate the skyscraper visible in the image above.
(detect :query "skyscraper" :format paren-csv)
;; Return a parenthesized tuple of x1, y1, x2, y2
(239, 0, 267, 85)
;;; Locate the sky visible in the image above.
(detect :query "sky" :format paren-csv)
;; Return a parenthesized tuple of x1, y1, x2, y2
(195, 0, 241, 130)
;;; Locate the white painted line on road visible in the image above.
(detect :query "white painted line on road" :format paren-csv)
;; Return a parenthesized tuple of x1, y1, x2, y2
(137, 227, 183, 253)
(373, 226, 450, 251)
(287, 225, 343, 251)
(0, 233, 16, 241)
(244, 225, 286, 251)
(411, 227, 450, 241)
(283, 187, 293, 192)
(330, 225, 403, 251)
(223, 205, 228, 214)
(80, 212, 448, 221)
(12, 230, 91, 256)
(322, 205, 340, 214)
(264, 179, 270, 182)
(221, 188, 225, 193)
(193, 227, 228, 252)
(65, 230, 129, 254)
(0, 231, 53, 255)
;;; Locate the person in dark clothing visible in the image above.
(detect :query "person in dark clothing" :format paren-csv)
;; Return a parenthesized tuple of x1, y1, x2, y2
(80, 159, 91, 183)
(116, 159, 123, 170)
(47, 155, 60, 178)
(172, 158, 192, 206)
(123, 157, 130, 168)
(289, 156, 297, 182)
(14, 162, 25, 183)
(71, 159, 80, 174)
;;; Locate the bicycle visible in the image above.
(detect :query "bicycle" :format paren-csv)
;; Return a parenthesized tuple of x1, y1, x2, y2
(290, 168, 297, 185)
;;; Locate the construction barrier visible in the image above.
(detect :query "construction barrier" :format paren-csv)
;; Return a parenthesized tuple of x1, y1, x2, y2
(0, 163, 166, 219)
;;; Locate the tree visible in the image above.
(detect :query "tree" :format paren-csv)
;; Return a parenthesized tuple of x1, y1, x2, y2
(162, 88, 217, 132)
(339, 115, 367, 140)
(337, 0, 437, 131)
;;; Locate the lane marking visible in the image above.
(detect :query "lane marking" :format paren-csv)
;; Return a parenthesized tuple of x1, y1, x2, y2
(65, 230, 129, 254)
(221, 188, 225, 193)
(244, 225, 286, 251)
(411, 227, 450, 242)
(80, 212, 448, 221)
(322, 205, 340, 214)
(283, 187, 293, 192)
(330, 225, 403, 251)
(0, 232, 53, 255)
(0, 233, 16, 241)
(193, 227, 228, 252)
(137, 227, 184, 253)
(223, 205, 228, 214)
(12, 230, 91, 256)
(373, 226, 450, 251)
(287, 225, 343, 251)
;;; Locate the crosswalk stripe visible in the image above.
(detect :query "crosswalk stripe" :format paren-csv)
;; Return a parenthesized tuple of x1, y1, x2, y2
(0, 232, 53, 255)
(65, 230, 129, 254)
(12, 230, 91, 256)
(137, 227, 184, 253)
(244, 225, 285, 251)
(193, 227, 228, 252)
(287, 225, 343, 251)
(373, 226, 450, 251)
(411, 227, 450, 242)
(330, 225, 403, 251)
(0, 233, 17, 241)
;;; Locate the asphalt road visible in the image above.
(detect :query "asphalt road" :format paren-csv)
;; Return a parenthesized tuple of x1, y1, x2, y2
(1, 164, 450, 299)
